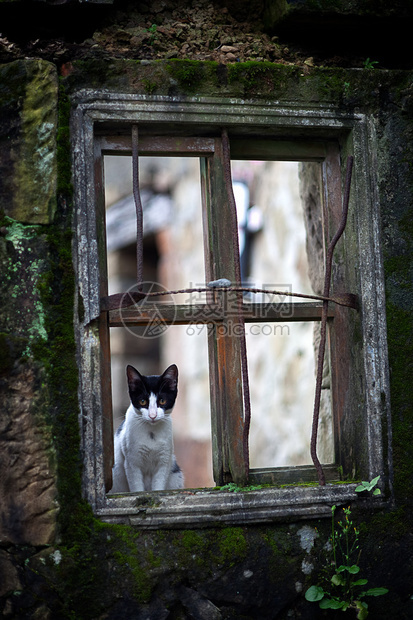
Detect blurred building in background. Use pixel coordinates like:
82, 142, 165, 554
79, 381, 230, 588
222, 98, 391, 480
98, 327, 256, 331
105, 155, 333, 488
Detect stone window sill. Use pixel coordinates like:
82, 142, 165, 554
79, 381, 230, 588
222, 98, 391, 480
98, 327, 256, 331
101, 482, 386, 529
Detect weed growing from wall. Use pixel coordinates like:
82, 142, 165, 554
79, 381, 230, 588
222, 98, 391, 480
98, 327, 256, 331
305, 478, 388, 618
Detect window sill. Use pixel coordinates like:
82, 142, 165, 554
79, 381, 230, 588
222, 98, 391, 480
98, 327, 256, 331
100, 482, 385, 529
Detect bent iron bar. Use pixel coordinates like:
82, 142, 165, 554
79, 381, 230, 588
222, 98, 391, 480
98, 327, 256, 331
311, 155, 354, 486
99, 125, 147, 313
132, 124, 144, 291
100, 286, 359, 312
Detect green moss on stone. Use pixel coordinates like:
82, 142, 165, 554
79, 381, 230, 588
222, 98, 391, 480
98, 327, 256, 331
227, 61, 299, 97
0, 216, 50, 358
56, 80, 73, 197
109, 526, 155, 603
165, 59, 218, 92
11, 60, 58, 224
35, 224, 83, 540
31, 80, 84, 542
217, 527, 247, 565
385, 302, 413, 502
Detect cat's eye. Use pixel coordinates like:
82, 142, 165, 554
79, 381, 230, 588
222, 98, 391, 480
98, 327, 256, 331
159, 398, 166, 406
139, 398, 147, 407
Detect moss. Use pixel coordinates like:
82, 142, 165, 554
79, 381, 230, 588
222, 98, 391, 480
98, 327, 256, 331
44, 519, 163, 616
382, 164, 413, 503
109, 526, 155, 603
30, 79, 84, 543
7, 60, 58, 224
216, 527, 247, 566
385, 302, 413, 503
287, 0, 413, 17
0, 217, 50, 359
35, 225, 83, 540
165, 59, 217, 92
227, 61, 299, 97
173, 527, 248, 572
180, 529, 209, 554
364, 506, 411, 541
142, 78, 158, 95
56, 80, 73, 197
264, 528, 294, 557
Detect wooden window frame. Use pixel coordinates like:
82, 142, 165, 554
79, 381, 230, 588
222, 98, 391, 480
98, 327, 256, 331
72, 93, 392, 527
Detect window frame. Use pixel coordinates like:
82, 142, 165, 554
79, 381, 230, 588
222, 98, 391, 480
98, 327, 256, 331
72, 93, 392, 526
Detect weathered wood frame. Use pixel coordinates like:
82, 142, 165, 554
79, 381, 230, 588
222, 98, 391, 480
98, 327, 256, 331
72, 93, 392, 526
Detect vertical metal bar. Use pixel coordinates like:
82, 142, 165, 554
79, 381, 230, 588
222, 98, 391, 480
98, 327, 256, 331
311, 155, 354, 485
221, 128, 251, 480
132, 125, 144, 290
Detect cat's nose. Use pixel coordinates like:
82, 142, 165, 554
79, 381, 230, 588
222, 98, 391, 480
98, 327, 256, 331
149, 410, 157, 420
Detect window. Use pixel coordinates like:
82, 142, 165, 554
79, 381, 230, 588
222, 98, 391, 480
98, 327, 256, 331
73, 95, 392, 525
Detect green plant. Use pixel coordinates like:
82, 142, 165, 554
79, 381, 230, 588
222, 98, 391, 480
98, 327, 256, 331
355, 475, 381, 495
142, 79, 157, 95
146, 24, 158, 45
305, 478, 388, 618
219, 482, 262, 493
363, 58, 378, 69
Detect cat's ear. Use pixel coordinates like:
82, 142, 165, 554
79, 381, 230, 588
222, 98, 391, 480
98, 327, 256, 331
161, 364, 178, 390
126, 365, 143, 389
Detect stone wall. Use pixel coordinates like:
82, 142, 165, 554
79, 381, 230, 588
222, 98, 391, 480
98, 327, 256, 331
0, 1, 413, 618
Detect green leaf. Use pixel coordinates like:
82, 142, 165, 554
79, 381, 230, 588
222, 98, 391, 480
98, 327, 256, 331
337, 564, 360, 574
305, 585, 325, 602
354, 579, 369, 586
331, 574, 345, 586
355, 600, 369, 619
365, 587, 389, 596
320, 598, 346, 609
355, 475, 381, 493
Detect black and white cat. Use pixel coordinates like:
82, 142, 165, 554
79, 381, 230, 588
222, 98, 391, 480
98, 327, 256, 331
110, 364, 184, 493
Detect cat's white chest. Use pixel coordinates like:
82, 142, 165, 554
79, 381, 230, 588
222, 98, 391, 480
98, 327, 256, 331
128, 417, 171, 466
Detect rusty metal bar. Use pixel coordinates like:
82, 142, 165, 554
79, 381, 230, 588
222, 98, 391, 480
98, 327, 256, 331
311, 155, 354, 486
221, 128, 251, 481
100, 285, 358, 313
132, 124, 144, 290
109, 302, 336, 327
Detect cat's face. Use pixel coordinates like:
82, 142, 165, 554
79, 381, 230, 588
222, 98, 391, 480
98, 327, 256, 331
126, 364, 178, 423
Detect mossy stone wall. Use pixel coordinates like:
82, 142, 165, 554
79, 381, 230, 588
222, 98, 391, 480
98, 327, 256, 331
0, 60, 57, 224
0, 2, 412, 617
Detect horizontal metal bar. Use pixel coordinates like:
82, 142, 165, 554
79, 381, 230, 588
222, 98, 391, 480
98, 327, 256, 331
109, 302, 335, 327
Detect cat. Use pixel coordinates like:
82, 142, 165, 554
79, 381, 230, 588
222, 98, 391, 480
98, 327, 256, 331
110, 364, 184, 493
